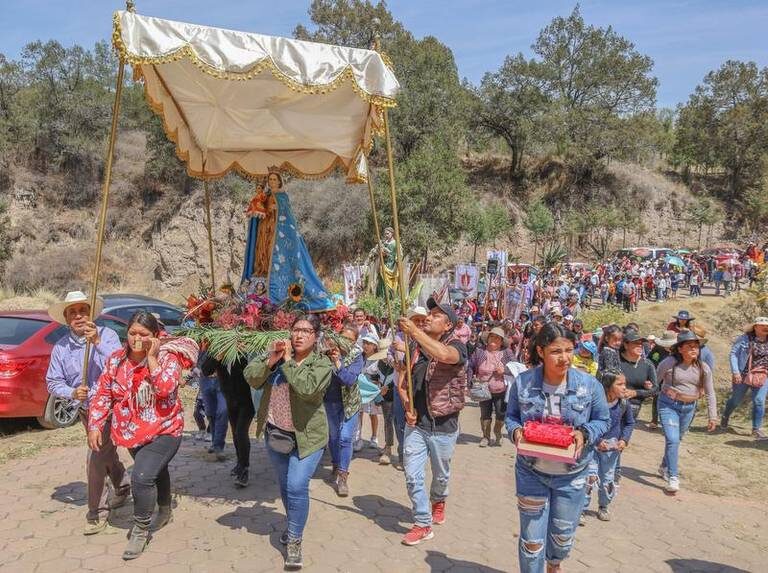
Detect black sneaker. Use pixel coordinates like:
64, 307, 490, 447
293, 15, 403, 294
230, 463, 243, 477
234, 467, 249, 488
285, 539, 303, 570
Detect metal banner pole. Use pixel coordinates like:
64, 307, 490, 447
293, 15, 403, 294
79, 57, 126, 389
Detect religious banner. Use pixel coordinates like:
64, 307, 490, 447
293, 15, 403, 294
454, 264, 479, 298
343, 264, 365, 305
486, 249, 508, 269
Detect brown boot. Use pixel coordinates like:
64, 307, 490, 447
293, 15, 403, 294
492, 420, 505, 447
480, 420, 491, 447
336, 470, 349, 497
327, 464, 338, 483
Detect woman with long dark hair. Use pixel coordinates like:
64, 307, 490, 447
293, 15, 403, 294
506, 323, 609, 573
245, 314, 332, 570
721, 317, 768, 440
656, 330, 717, 494
88, 311, 198, 560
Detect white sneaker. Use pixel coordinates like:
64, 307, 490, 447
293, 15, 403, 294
665, 476, 680, 493
353, 439, 364, 452
657, 465, 668, 481
369, 437, 379, 449
204, 433, 212, 443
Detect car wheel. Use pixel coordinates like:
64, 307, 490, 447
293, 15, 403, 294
37, 394, 80, 429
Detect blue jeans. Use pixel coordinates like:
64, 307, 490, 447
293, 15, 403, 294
266, 442, 324, 541
392, 391, 405, 461
325, 400, 358, 472
722, 382, 768, 430
658, 394, 697, 478
583, 450, 621, 511
403, 425, 457, 527
200, 376, 228, 452
516, 462, 587, 572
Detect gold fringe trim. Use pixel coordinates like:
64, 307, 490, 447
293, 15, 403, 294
113, 13, 397, 109
118, 12, 385, 182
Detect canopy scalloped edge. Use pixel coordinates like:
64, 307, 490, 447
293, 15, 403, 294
112, 12, 389, 183
112, 13, 397, 109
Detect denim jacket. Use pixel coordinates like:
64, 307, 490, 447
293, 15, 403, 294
505, 366, 610, 474
730, 334, 753, 375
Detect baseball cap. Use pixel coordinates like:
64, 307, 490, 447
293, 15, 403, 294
426, 296, 458, 328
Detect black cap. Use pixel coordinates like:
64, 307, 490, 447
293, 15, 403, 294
427, 296, 458, 328
623, 330, 647, 343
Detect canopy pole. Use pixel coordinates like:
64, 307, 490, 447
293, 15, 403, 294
80, 57, 126, 389
203, 180, 216, 293
364, 163, 395, 329
382, 109, 414, 416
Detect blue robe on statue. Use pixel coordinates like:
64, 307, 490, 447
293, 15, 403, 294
242, 190, 334, 312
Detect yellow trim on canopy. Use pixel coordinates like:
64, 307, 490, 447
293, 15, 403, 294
112, 13, 396, 109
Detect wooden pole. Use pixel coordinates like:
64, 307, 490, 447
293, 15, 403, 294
381, 109, 414, 415
203, 180, 216, 293
364, 162, 395, 329
80, 57, 126, 389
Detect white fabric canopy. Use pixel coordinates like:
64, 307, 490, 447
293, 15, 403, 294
113, 10, 400, 182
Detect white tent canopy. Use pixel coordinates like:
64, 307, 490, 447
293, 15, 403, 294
113, 10, 400, 182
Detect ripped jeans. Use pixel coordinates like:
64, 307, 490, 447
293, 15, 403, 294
516, 461, 588, 573
583, 450, 621, 511
403, 425, 458, 527
658, 394, 696, 478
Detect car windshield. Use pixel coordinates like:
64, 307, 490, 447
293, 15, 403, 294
0, 317, 48, 346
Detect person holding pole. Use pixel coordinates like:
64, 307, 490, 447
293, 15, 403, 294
396, 297, 467, 546
45, 290, 128, 535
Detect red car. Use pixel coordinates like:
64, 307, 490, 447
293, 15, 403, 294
0, 311, 127, 428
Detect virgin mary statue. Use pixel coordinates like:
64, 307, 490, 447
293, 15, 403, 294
241, 170, 334, 312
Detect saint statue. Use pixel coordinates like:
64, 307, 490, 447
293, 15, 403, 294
241, 170, 334, 312
366, 226, 399, 297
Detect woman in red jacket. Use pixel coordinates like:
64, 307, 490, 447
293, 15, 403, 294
88, 311, 198, 561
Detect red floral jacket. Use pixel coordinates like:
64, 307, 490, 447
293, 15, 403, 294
88, 340, 196, 448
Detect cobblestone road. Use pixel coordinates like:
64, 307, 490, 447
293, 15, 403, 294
0, 405, 764, 572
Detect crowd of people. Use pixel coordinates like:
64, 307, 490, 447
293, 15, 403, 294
44, 240, 767, 572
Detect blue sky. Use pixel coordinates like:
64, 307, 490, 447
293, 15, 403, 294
1, 1, 767, 108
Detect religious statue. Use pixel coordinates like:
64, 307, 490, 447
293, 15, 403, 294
241, 169, 334, 312
366, 226, 399, 297
245, 181, 269, 219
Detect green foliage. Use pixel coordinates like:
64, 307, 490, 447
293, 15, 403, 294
355, 292, 402, 320
464, 201, 512, 262
374, 134, 471, 262
673, 60, 768, 208
687, 197, 724, 249
540, 243, 568, 270
580, 306, 631, 333
178, 326, 289, 366
0, 199, 10, 271
295, 0, 468, 158
473, 6, 658, 181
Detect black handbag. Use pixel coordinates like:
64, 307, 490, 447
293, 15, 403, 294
265, 423, 297, 455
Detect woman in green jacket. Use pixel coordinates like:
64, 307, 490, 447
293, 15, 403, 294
245, 314, 331, 571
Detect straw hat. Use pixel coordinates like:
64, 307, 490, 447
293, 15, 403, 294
654, 330, 678, 348
48, 291, 103, 325
369, 337, 393, 361
745, 316, 768, 332
481, 326, 508, 347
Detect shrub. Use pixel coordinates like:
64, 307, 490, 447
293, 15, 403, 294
580, 306, 631, 333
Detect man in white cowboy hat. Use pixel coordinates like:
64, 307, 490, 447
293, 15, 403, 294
45, 291, 128, 535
